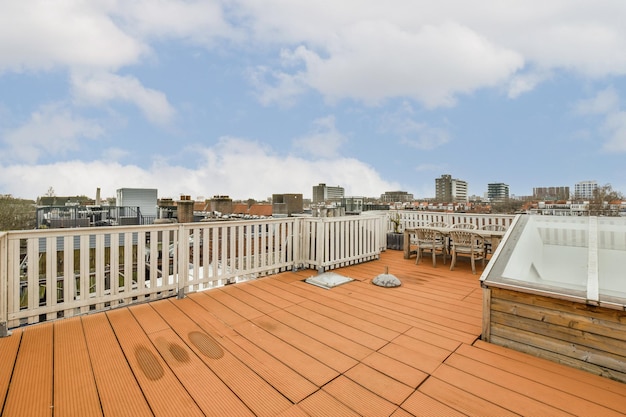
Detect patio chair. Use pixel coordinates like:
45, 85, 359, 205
427, 222, 448, 227
449, 230, 485, 274
481, 224, 506, 254
415, 227, 447, 267
451, 223, 477, 230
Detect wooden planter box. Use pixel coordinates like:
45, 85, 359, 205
482, 286, 626, 383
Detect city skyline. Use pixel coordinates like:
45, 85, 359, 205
31, 177, 618, 204
1, 2, 626, 201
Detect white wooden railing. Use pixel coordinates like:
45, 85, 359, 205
0, 215, 386, 332
0, 211, 514, 334
380, 210, 515, 232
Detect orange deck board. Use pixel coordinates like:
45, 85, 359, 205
251, 314, 359, 373
53, 317, 102, 417
472, 339, 626, 395
268, 308, 374, 361
129, 303, 257, 417
431, 363, 572, 416
2, 324, 53, 417
153, 298, 298, 413
106, 308, 205, 417
455, 342, 626, 415
0, 328, 21, 410
416, 377, 519, 417
399, 390, 466, 417
1, 249, 625, 417
232, 319, 339, 387
220, 285, 283, 315
343, 363, 415, 406
297, 389, 362, 417
242, 279, 303, 308
285, 303, 389, 351
322, 375, 399, 416
361, 351, 429, 388
81, 314, 154, 417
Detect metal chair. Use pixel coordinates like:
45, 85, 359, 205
414, 227, 448, 267
449, 230, 485, 274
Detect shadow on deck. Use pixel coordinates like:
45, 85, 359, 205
1, 250, 625, 416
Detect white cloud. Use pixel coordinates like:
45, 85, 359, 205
0, 0, 239, 74
249, 65, 307, 107
241, 1, 626, 104
507, 71, 550, 99
115, 0, 239, 44
1, 103, 103, 163
381, 103, 450, 150
0, 137, 397, 200
0, 1, 145, 73
574, 88, 626, 152
72, 72, 176, 125
292, 116, 347, 158
101, 147, 131, 162
601, 111, 626, 152
256, 21, 523, 107
575, 87, 620, 115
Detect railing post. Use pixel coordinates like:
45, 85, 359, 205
315, 219, 325, 272
0, 232, 10, 337
292, 218, 301, 269
177, 224, 188, 299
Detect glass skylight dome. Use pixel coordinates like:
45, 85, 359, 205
482, 214, 626, 309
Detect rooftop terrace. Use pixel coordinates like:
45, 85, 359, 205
1, 249, 625, 417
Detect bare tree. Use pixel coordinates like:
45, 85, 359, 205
588, 184, 624, 216
0, 196, 37, 231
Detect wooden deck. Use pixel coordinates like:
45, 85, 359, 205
1, 250, 625, 416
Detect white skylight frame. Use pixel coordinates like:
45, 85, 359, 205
481, 215, 626, 310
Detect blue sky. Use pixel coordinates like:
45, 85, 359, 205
1, 1, 625, 201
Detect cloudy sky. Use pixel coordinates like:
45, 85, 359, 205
1, 1, 625, 201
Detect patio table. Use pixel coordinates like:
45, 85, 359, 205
403, 226, 506, 259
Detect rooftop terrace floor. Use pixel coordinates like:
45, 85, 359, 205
1, 250, 625, 416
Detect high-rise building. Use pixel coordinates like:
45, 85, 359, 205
380, 191, 414, 203
574, 180, 598, 199
312, 183, 345, 204
533, 186, 570, 201
487, 183, 510, 202
435, 175, 468, 202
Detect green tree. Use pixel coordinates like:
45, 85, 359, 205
0, 195, 37, 231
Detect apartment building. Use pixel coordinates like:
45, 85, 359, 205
574, 180, 598, 199
435, 174, 468, 203
312, 183, 345, 204
487, 183, 510, 202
